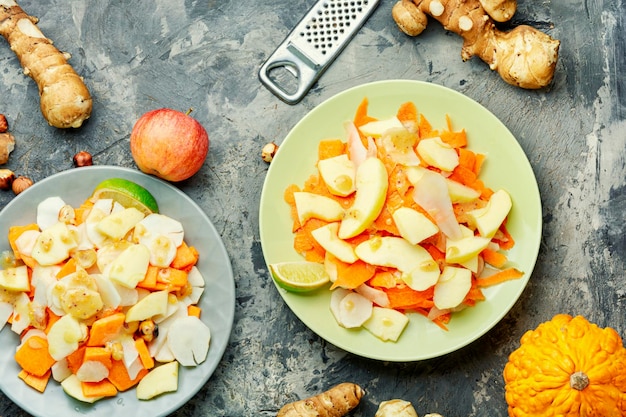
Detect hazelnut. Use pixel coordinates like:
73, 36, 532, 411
73, 151, 93, 167
262, 142, 279, 163
0, 132, 15, 165
0, 114, 7, 133
12, 176, 33, 195
0, 168, 15, 190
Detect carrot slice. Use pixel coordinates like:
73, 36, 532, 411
385, 286, 435, 310
18, 369, 51, 393
82, 379, 118, 398
353, 98, 377, 127
318, 139, 346, 160
170, 241, 199, 270
14, 335, 56, 377
87, 312, 126, 347
56, 258, 78, 279
481, 248, 508, 268
397, 101, 418, 124
368, 271, 397, 289
66, 345, 87, 374
134, 338, 155, 370
187, 304, 202, 318
330, 260, 376, 290
476, 268, 524, 287
107, 359, 148, 392
83, 347, 113, 370
8, 224, 39, 260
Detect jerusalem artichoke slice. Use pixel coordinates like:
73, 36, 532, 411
277, 382, 364, 417
0, 0, 92, 128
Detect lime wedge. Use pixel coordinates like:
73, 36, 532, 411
91, 178, 159, 214
270, 261, 330, 293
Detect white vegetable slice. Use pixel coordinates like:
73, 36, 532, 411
337, 292, 373, 328
166, 316, 211, 366
36, 196, 66, 231
0, 301, 13, 332
329, 287, 351, 326
76, 360, 109, 382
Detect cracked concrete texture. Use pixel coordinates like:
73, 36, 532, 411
1, 0, 625, 416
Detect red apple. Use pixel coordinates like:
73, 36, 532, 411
130, 108, 209, 182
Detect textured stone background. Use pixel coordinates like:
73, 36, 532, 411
1, 0, 625, 416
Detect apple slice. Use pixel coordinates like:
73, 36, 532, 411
358, 116, 404, 138
47, 314, 87, 361
166, 316, 211, 366
433, 266, 472, 309
416, 137, 459, 172
96, 207, 145, 240
338, 157, 388, 239
311, 222, 358, 263
107, 243, 151, 288
0, 265, 30, 292
363, 306, 409, 342
446, 178, 481, 203
31, 222, 78, 266
392, 207, 439, 245
293, 192, 345, 225
467, 189, 512, 238
317, 154, 356, 197
61, 374, 103, 403
355, 236, 439, 291
136, 361, 179, 400
445, 234, 491, 264
125, 289, 169, 323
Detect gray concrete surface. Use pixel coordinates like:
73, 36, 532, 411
1, 0, 625, 416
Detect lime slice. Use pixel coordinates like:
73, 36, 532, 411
270, 261, 331, 293
91, 178, 159, 214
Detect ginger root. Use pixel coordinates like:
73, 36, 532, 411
0, 0, 92, 128
277, 382, 364, 417
392, 0, 560, 89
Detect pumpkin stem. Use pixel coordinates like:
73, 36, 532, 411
570, 371, 590, 391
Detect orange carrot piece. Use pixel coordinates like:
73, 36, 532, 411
187, 304, 201, 318
18, 369, 51, 393
368, 271, 397, 289
353, 98, 377, 127
44, 308, 61, 334
476, 268, 524, 287
481, 248, 508, 268
318, 139, 346, 160
107, 359, 148, 392
330, 260, 376, 290
493, 223, 515, 250
74, 199, 95, 225
440, 129, 467, 148
87, 312, 126, 347
156, 267, 188, 288
170, 241, 199, 270
81, 379, 118, 398
83, 347, 112, 369
473, 153, 486, 175
418, 114, 433, 138
134, 338, 155, 370
457, 148, 476, 171
66, 345, 87, 374
8, 224, 39, 260
137, 265, 159, 290
396, 101, 418, 124
14, 335, 56, 377
385, 286, 435, 310
56, 258, 78, 279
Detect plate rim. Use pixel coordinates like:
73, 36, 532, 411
0, 165, 235, 416
259, 79, 542, 362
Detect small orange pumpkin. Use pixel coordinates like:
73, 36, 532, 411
503, 314, 626, 416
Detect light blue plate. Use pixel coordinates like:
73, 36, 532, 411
0, 166, 235, 417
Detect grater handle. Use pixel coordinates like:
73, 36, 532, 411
258, 42, 321, 105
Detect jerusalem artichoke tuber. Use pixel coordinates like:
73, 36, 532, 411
0, 0, 92, 128
392, 0, 560, 89
375, 399, 419, 417
277, 382, 364, 417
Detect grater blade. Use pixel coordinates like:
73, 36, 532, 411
259, 0, 380, 105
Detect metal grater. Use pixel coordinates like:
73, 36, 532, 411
259, 0, 380, 104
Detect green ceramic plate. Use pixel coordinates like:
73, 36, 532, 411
259, 80, 541, 362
